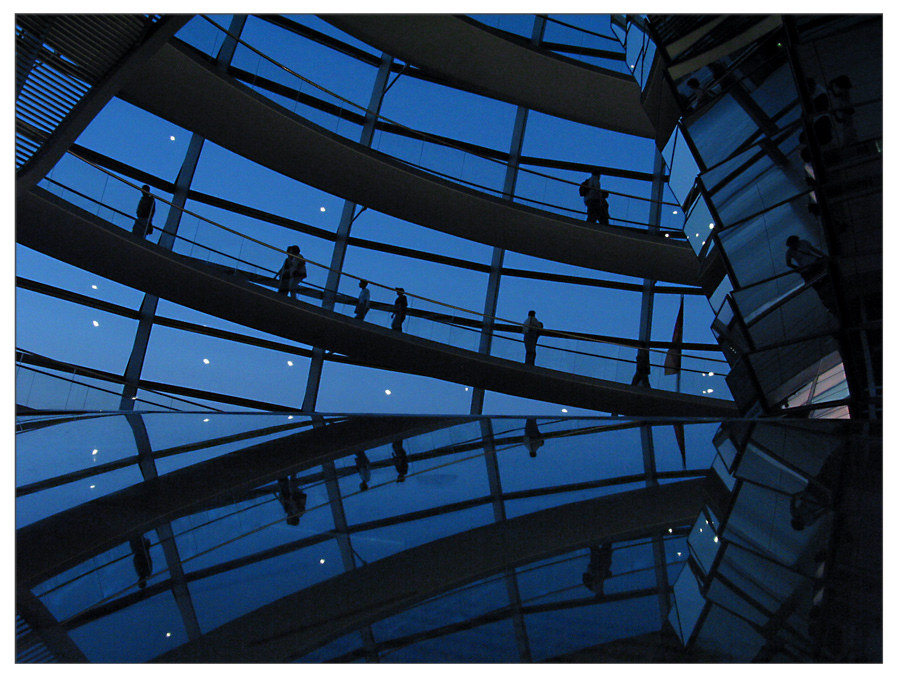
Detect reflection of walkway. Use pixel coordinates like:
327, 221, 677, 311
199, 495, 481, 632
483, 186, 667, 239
17, 415, 453, 592
116, 41, 699, 285
17, 188, 737, 418
156, 474, 727, 662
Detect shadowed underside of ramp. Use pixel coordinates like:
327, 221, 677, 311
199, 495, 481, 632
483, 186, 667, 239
17, 188, 738, 418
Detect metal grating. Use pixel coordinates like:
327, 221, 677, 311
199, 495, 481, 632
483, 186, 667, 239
16, 613, 57, 663
647, 15, 770, 63
15, 14, 160, 170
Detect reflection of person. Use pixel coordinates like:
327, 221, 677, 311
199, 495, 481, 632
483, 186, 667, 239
275, 245, 307, 299
579, 171, 609, 224
355, 280, 371, 320
785, 235, 837, 314
631, 345, 651, 387
522, 310, 543, 366
276, 474, 308, 526
355, 451, 371, 491
524, 417, 544, 458
582, 543, 613, 596
132, 185, 155, 237
129, 534, 153, 590
790, 450, 842, 531
391, 288, 407, 331
392, 440, 408, 482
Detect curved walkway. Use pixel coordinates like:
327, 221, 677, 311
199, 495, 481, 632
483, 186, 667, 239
17, 188, 738, 419
156, 474, 724, 662
117, 41, 700, 285
323, 15, 656, 138
17, 415, 454, 591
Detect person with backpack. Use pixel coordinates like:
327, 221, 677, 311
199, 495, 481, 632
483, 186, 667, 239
275, 245, 307, 299
579, 170, 610, 224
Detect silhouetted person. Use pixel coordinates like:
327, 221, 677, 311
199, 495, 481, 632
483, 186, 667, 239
524, 417, 544, 458
828, 74, 856, 144
582, 543, 613, 596
129, 534, 153, 590
785, 235, 837, 314
355, 451, 371, 491
355, 279, 371, 320
391, 287, 407, 331
522, 310, 543, 365
790, 450, 843, 531
631, 345, 651, 387
275, 245, 306, 299
132, 184, 155, 237
392, 440, 408, 482
277, 474, 307, 526
579, 171, 609, 224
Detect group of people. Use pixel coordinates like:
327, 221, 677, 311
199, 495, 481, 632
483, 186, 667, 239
273, 246, 409, 330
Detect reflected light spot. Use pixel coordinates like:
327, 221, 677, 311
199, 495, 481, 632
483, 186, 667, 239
664, 233, 670, 238
707, 389, 714, 394
677, 551, 682, 556
714, 536, 719, 543
319, 559, 325, 564
92, 320, 99, 327
709, 223, 715, 229
92, 449, 98, 455
202, 358, 210, 364
668, 528, 673, 533
695, 233, 700, 237
287, 415, 293, 420
203, 418, 210, 423
464, 387, 469, 391
561, 408, 568, 413
169, 135, 175, 141
166, 632, 172, 638
89, 485, 95, 489
672, 210, 679, 215
287, 360, 293, 366
709, 372, 715, 376
319, 207, 326, 212
91, 284, 98, 290
384, 389, 392, 396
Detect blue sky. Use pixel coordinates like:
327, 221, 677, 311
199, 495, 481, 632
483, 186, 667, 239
14, 12, 731, 416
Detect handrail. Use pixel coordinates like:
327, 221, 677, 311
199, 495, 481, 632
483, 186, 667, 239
39, 153, 730, 383
196, 15, 681, 227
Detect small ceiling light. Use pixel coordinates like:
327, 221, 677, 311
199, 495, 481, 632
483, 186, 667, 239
90, 485, 95, 489
91, 284, 98, 290
708, 389, 714, 394
677, 551, 682, 557
561, 408, 568, 413
92, 449, 98, 455
169, 135, 175, 141
385, 389, 392, 396
695, 233, 700, 237
464, 387, 469, 391
287, 360, 294, 367
709, 223, 715, 229
287, 415, 293, 420
709, 372, 715, 376
202, 358, 210, 364
714, 536, 719, 543
320, 207, 326, 212
668, 528, 673, 533
319, 559, 325, 564
166, 632, 172, 638
664, 233, 670, 237
92, 320, 99, 327
673, 210, 679, 215
203, 418, 210, 423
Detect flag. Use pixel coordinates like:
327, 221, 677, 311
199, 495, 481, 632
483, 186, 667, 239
664, 296, 684, 375
673, 423, 686, 468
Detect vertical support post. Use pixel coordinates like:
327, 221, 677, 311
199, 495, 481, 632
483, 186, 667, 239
302, 53, 394, 413
470, 15, 545, 416
479, 418, 532, 661
119, 15, 246, 408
